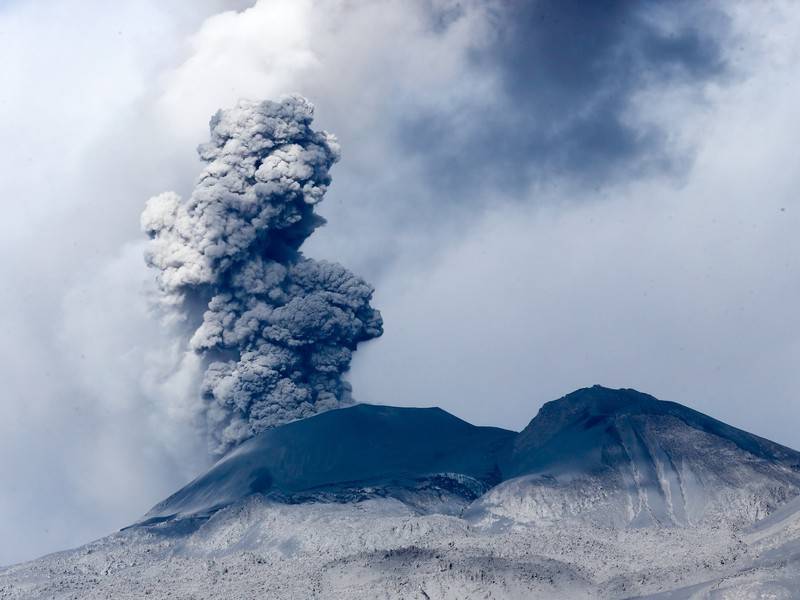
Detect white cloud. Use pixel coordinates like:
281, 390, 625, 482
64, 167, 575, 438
0, 0, 243, 565
155, 0, 319, 142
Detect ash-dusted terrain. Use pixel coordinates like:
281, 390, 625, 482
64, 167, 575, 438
3, 386, 800, 599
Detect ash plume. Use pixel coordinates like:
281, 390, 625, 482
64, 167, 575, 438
142, 95, 382, 456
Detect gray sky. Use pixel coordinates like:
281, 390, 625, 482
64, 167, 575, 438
1, 0, 799, 565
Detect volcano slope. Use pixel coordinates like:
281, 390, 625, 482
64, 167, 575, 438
472, 385, 800, 529
3, 386, 800, 599
141, 404, 515, 521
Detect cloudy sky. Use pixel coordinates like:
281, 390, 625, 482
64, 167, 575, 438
1, 0, 799, 565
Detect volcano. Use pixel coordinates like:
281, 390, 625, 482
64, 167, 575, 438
4, 386, 800, 599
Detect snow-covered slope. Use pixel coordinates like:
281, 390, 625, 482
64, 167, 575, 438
472, 386, 800, 528
0, 494, 783, 600
3, 386, 800, 599
642, 496, 800, 598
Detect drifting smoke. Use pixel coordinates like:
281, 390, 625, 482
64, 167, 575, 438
141, 95, 383, 456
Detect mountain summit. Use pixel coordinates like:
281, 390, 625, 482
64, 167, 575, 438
141, 386, 800, 530
475, 385, 800, 527
512, 385, 799, 471
142, 404, 514, 524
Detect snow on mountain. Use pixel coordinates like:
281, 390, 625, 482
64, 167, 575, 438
644, 495, 800, 598
471, 386, 800, 529
3, 386, 800, 599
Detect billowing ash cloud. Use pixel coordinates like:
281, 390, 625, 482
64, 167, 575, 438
141, 95, 383, 456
